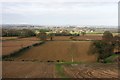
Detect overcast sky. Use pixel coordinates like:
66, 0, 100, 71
0, 0, 119, 27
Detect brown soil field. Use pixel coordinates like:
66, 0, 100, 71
0, 61, 2, 78
53, 36, 72, 41
2, 61, 56, 78
49, 35, 102, 41
2, 37, 41, 56
2, 61, 119, 78
16, 37, 40, 41
53, 34, 118, 41
2, 37, 119, 78
72, 34, 102, 40
1, 37, 40, 41
1, 37, 18, 41
14, 41, 97, 62
63, 63, 119, 78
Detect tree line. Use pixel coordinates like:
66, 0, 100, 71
2, 29, 36, 37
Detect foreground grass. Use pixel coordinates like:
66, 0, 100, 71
56, 63, 67, 78
105, 54, 119, 63
55, 62, 83, 78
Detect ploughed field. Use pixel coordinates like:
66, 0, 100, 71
1, 37, 40, 41
2, 61, 119, 78
13, 41, 97, 62
63, 63, 119, 78
1, 37, 18, 41
2, 36, 119, 78
53, 34, 102, 41
2, 37, 41, 56
1, 34, 102, 56
2, 61, 56, 78
73, 34, 102, 40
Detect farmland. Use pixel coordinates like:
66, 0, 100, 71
2, 61, 56, 78
2, 35, 119, 78
1, 37, 18, 41
53, 34, 102, 41
2, 37, 41, 56
2, 61, 119, 78
63, 63, 119, 78
72, 34, 102, 40
11, 41, 97, 62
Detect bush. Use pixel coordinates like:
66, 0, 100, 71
104, 54, 119, 63
37, 32, 47, 41
89, 31, 115, 62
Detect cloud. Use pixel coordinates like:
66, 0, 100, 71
2, 2, 117, 15
0, 0, 119, 3
1, 0, 118, 26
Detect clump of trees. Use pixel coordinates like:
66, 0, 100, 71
81, 31, 86, 36
48, 33, 54, 41
2, 29, 19, 37
55, 33, 73, 36
89, 31, 119, 62
36, 32, 55, 41
37, 32, 47, 41
36, 29, 54, 41
18, 29, 36, 38
2, 29, 36, 37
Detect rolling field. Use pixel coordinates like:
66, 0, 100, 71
2, 61, 56, 78
2, 36, 119, 78
2, 61, 119, 78
1, 35, 103, 56
53, 36, 72, 41
63, 63, 119, 78
1, 37, 40, 41
50, 34, 102, 41
2, 37, 41, 56
1, 37, 18, 41
13, 41, 97, 62
73, 35, 102, 40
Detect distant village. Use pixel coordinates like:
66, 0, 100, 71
1, 24, 118, 37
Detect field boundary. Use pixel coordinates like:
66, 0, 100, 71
2, 41, 45, 61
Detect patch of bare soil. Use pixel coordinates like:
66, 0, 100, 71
53, 36, 72, 41
2, 61, 56, 78
2, 61, 119, 78
51, 35, 102, 41
1, 37, 18, 41
2, 37, 41, 56
63, 63, 119, 78
72, 35, 102, 40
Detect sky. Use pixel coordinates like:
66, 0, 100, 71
0, 0, 119, 27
